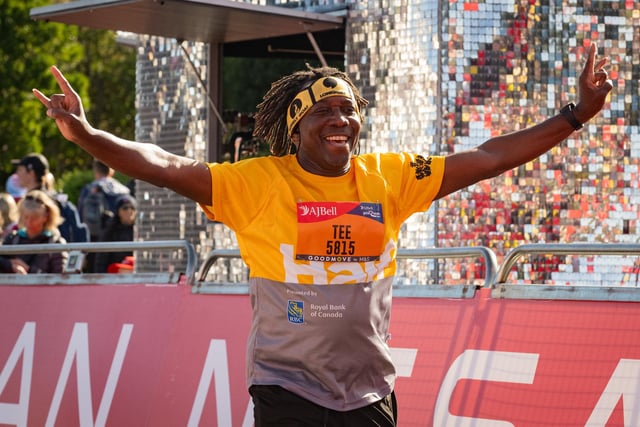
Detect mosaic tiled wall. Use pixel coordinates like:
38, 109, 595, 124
347, 0, 640, 285
134, 37, 214, 273
137, 0, 640, 285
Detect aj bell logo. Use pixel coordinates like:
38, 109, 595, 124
299, 205, 338, 218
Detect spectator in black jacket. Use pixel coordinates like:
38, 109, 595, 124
94, 194, 136, 273
0, 190, 68, 274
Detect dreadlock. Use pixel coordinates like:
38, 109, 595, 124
253, 64, 369, 156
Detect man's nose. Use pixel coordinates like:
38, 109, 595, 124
328, 108, 349, 126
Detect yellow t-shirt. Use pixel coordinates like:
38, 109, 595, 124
200, 153, 444, 284
200, 153, 445, 411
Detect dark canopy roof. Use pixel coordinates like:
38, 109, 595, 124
30, 0, 346, 55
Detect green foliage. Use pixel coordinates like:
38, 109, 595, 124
0, 0, 87, 182
48, 28, 136, 181
78, 27, 136, 141
58, 169, 93, 205
0, 0, 135, 190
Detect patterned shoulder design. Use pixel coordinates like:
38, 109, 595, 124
410, 155, 433, 180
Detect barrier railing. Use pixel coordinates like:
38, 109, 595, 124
194, 246, 498, 298
2, 242, 640, 302
0, 240, 197, 286
494, 243, 640, 302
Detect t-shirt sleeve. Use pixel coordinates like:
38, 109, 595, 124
398, 154, 445, 215
198, 159, 275, 231
362, 153, 444, 223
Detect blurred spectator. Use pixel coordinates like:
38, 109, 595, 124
5, 173, 26, 201
0, 193, 19, 239
44, 172, 56, 193
78, 159, 131, 239
0, 190, 68, 274
94, 194, 137, 273
78, 159, 131, 272
13, 152, 89, 243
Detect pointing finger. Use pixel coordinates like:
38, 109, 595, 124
50, 65, 78, 98
583, 43, 596, 76
32, 88, 51, 107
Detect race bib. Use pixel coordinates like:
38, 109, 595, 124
296, 201, 384, 262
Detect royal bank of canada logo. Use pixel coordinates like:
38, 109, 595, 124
287, 300, 304, 324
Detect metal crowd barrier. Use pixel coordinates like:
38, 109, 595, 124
0, 240, 197, 286
2, 241, 640, 302
493, 243, 640, 302
194, 246, 498, 298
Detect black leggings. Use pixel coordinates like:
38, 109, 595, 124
249, 385, 398, 427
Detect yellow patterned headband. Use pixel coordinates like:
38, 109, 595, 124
286, 77, 358, 136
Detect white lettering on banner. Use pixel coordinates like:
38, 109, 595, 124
0, 322, 35, 427
45, 323, 133, 427
242, 400, 254, 427
281, 240, 395, 283
434, 350, 539, 427
389, 347, 418, 377
186, 339, 255, 427
585, 358, 640, 426
2, 318, 638, 425
188, 339, 233, 427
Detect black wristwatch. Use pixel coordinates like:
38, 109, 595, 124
560, 102, 583, 131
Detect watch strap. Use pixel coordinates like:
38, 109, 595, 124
560, 102, 583, 131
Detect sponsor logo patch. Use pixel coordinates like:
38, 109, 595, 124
287, 300, 304, 324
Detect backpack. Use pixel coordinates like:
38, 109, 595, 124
57, 198, 90, 243
81, 184, 113, 238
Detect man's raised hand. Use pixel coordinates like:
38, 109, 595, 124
32, 65, 90, 143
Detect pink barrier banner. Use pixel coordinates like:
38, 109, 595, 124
0, 284, 639, 426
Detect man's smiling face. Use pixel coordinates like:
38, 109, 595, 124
294, 96, 362, 177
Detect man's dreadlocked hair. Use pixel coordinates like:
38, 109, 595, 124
253, 64, 368, 156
